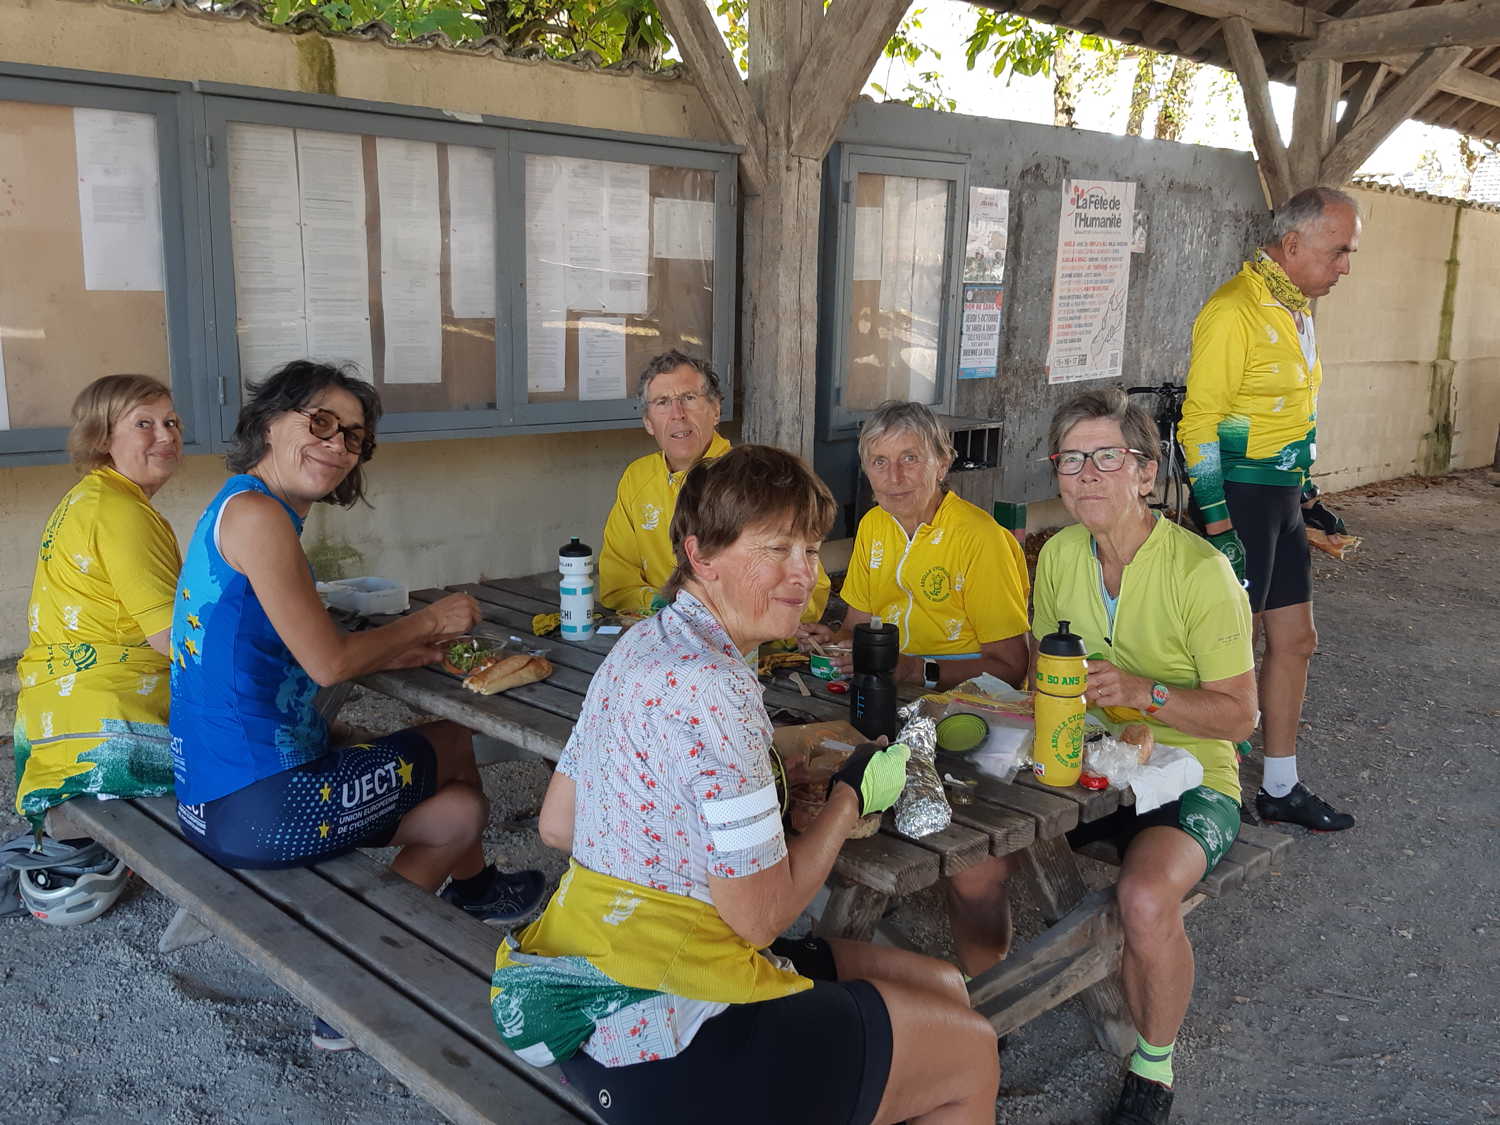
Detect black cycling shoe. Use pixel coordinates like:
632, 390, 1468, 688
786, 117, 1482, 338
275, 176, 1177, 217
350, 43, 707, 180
1110, 1072, 1174, 1125
1254, 783, 1355, 832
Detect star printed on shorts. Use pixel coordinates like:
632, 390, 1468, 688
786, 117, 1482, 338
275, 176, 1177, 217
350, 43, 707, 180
318, 823, 331, 839
319, 783, 332, 802
396, 757, 414, 787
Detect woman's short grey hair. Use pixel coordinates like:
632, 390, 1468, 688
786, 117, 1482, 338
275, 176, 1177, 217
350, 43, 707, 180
1048, 387, 1158, 468
857, 400, 956, 469
635, 350, 723, 407
1266, 186, 1359, 246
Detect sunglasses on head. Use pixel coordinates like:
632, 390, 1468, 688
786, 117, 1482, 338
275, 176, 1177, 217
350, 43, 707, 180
295, 407, 372, 458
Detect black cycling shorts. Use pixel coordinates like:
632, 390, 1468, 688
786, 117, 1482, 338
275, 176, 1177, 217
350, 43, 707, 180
1224, 480, 1312, 613
176, 729, 439, 869
559, 936, 893, 1125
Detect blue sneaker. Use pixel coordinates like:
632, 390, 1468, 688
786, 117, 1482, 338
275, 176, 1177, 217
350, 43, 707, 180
311, 1017, 353, 1051
439, 866, 546, 925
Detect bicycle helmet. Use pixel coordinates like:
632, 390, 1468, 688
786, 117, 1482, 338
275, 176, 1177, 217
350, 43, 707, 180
6, 837, 129, 926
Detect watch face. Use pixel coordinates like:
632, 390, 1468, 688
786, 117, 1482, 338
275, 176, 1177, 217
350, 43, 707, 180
925, 660, 941, 686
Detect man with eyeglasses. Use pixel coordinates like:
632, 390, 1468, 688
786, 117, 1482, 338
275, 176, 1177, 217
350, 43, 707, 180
1180, 186, 1360, 832
598, 350, 830, 621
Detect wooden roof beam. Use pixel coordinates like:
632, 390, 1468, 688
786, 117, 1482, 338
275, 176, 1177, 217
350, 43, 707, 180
789, 0, 913, 159
1144, 0, 1323, 40
1337, 61, 1390, 140
1339, 0, 1419, 18
655, 0, 767, 194
1176, 17, 1227, 58
1322, 45, 1469, 183
1293, 0, 1500, 63
1224, 16, 1293, 203
1290, 58, 1341, 190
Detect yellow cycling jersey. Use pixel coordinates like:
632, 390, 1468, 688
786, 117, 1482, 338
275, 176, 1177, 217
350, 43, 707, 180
1181, 262, 1322, 524
598, 432, 830, 622
14, 466, 180, 826
842, 491, 1029, 657
1032, 519, 1253, 802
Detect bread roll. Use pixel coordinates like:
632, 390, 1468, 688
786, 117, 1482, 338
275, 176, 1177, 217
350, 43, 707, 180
1119, 723, 1155, 765
464, 653, 552, 695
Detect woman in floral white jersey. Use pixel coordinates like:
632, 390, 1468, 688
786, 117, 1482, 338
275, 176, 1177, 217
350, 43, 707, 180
492, 445, 998, 1125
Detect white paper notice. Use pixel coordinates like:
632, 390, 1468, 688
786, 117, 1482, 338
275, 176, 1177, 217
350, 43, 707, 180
73, 108, 164, 292
854, 206, 883, 282
1047, 179, 1136, 385
377, 138, 442, 385
652, 198, 714, 261
228, 125, 307, 375
603, 162, 649, 314
297, 131, 373, 377
446, 146, 496, 319
563, 158, 606, 311
577, 316, 627, 401
525, 156, 567, 393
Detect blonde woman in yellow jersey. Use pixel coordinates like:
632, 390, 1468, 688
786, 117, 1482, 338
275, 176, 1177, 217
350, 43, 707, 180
13, 375, 183, 835
598, 351, 830, 622
800, 400, 1028, 692
1181, 186, 1360, 833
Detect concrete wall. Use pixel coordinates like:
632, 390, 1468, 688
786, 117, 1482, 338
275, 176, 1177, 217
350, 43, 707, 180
0, 0, 721, 670
1314, 186, 1500, 492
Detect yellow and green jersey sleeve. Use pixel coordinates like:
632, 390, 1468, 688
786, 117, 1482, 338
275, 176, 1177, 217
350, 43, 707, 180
1182, 265, 1322, 523
598, 434, 829, 622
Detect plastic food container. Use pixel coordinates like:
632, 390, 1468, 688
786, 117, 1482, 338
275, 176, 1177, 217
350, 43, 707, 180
315, 577, 410, 616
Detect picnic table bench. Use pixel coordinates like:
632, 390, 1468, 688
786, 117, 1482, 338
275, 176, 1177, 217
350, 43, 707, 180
360, 577, 1295, 1054
48, 794, 599, 1125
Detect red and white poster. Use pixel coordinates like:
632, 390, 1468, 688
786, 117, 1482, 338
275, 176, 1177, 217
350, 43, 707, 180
1046, 179, 1136, 385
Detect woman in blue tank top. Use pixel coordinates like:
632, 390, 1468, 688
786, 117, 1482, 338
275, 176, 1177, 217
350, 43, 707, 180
169, 362, 544, 995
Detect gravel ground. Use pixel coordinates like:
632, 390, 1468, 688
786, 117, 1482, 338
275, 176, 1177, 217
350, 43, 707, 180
3, 469, 1496, 1124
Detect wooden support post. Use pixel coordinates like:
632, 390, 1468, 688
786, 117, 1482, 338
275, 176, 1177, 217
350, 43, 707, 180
1322, 46, 1468, 184
1224, 17, 1293, 204
1016, 836, 1137, 1056
1290, 59, 1341, 191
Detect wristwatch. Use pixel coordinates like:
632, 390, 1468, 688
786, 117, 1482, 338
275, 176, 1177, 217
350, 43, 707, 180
923, 660, 941, 690
1144, 682, 1170, 715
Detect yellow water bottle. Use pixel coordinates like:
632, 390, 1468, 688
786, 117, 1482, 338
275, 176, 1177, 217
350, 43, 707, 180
1033, 620, 1087, 787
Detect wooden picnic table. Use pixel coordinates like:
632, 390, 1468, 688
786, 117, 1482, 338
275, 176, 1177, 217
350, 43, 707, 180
358, 576, 1292, 1052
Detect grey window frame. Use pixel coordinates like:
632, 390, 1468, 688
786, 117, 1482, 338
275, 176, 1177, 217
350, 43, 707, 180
0, 65, 209, 464
202, 93, 511, 441
820, 144, 969, 439
504, 130, 738, 429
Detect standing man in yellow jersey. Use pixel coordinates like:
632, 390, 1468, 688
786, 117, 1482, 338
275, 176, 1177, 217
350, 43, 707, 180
598, 350, 830, 622
802, 400, 1029, 691
1181, 186, 1359, 832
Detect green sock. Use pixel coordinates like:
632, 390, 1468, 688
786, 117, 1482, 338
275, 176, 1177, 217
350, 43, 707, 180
1128, 1034, 1175, 1087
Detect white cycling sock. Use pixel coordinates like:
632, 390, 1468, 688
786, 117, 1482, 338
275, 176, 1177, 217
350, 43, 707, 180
1262, 755, 1298, 798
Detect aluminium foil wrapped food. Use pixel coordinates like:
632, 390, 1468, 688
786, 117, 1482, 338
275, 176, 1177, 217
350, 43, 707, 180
891, 706, 951, 838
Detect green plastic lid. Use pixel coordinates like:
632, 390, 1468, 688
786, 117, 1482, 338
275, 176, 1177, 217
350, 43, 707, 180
936, 712, 990, 754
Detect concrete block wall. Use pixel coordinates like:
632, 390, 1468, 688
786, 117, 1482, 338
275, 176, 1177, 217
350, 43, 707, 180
1315, 187, 1500, 492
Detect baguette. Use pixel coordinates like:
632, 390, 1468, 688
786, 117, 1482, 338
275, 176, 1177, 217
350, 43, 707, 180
464, 653, 552, 695
1119, 723, 1155, 765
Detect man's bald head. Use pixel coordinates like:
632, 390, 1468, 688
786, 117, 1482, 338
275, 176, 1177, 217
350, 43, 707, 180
1263, 186, 1362, 299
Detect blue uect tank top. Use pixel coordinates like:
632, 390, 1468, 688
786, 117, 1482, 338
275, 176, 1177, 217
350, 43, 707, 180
169, 474, 327, 804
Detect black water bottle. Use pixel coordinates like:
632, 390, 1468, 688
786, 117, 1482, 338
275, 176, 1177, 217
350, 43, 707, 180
850, 617, 901, 741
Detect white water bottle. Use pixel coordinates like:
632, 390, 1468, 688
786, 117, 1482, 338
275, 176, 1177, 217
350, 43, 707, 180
558, 537, 595, 642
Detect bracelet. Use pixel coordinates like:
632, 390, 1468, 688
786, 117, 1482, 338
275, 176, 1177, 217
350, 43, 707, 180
1144, 682, 1170, 715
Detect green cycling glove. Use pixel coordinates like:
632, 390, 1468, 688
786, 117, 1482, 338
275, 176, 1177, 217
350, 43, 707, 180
828, 742, 911, 817
1208, 529, 1247, 584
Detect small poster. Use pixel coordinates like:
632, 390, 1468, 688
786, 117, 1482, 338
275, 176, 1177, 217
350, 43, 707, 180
964, 186, 1009, 283
73, 109, 165, 292
652, 198, 714, 261
959, 284, 1003, 381
1046, 179, 1136, 385
853, 206, 883, 282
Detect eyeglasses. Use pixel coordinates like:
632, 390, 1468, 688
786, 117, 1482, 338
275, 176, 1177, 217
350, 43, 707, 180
1048, 447, 1145, 475
645, 390, 711, 413
295, 407, 372, 458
